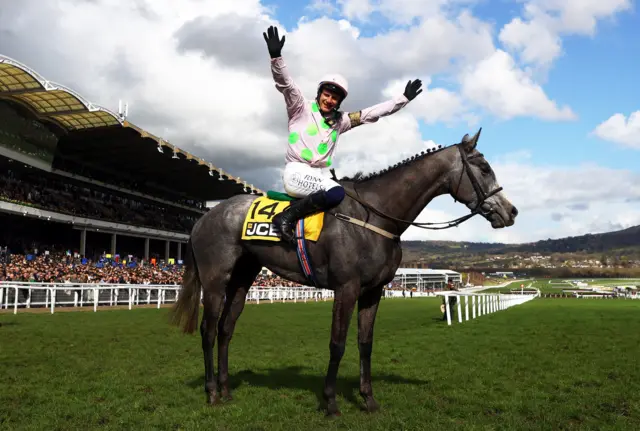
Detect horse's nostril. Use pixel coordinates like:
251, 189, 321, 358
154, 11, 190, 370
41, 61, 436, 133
511, 206, 519, 217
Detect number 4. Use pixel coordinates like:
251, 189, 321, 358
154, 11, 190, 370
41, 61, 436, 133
258, 202, 279, 219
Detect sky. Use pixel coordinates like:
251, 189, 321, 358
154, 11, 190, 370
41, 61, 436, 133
1, 0, 639, 244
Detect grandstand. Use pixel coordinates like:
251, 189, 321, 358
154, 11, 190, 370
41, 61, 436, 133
392, 268, 462, 291
0, 54, 262, 265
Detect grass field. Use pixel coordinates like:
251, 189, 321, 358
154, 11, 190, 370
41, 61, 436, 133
481, 278, 640, 294
2, 297, 640, 430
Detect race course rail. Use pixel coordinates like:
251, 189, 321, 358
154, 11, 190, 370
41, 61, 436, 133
0, 282, 335, 314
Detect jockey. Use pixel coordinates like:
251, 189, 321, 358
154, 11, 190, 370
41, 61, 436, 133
263, 26, 423, 243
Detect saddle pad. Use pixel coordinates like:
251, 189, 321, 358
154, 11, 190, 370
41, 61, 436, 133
266, 190, 296, 201
241, 196, 324, 242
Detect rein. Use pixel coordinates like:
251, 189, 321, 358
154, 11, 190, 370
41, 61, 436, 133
333, 143, 503, 238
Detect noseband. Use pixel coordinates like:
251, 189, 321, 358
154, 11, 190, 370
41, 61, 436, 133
342, 143, 503, 232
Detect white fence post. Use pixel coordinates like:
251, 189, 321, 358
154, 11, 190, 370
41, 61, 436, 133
445, 294, 452, 326
465, 295, 469, 321
50, 288, 55, 314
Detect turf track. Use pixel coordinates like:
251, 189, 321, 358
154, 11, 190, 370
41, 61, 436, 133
1, 296, 639, 430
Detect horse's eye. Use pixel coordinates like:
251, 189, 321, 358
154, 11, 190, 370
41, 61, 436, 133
479, 164, 492, 175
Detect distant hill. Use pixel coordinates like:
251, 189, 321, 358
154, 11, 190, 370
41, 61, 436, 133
512, 225, 640, 254
402, 224, 640, 256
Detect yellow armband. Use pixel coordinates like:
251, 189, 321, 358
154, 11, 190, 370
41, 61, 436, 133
348, 111, 362, 128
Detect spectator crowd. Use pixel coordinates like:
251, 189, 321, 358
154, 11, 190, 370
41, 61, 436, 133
0, 168, 199, 234
1, 251, 183, 285
0, 248, 303, 287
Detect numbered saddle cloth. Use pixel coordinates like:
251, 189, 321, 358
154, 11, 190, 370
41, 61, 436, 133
241, 196, 325, 242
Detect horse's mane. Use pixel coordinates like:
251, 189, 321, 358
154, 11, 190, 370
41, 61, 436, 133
339, 144, 454, 183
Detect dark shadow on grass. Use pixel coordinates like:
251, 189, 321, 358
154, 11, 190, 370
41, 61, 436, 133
0, 321, 18, 327
187, 366, 431, 410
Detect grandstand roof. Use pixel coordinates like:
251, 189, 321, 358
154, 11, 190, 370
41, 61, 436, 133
0, 54, 264, 201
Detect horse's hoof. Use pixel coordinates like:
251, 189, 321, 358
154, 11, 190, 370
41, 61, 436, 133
221, 391, 233, 402
363, 398, 380, 413
207, 393, 222, 406
325, 410, 342, 418
325, 401, 341, 417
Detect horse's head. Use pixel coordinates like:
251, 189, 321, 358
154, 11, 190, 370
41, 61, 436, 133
448, 128, 518, 228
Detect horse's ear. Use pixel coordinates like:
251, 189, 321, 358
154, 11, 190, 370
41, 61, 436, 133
473, 127, 482, 143
462, 128, 481, 152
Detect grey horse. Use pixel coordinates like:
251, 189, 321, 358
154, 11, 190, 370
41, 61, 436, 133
169, 129, 518, 416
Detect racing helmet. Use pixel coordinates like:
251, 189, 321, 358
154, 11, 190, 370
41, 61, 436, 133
317, 74, 349, 101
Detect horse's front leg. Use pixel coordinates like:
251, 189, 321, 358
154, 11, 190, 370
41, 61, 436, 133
357, 286, 384, 413
323, 283, 359, 417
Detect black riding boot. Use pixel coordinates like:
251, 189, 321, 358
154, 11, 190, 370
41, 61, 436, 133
273, 191, 325, 243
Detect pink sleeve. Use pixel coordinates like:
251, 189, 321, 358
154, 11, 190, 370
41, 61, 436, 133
338, 94, 410, 133
271, 57, 305, 119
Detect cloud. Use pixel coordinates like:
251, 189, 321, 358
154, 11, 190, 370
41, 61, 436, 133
382, 78, 473, 126
499, 15, 561, 67
493, 161, 640, 212
308, 0, 339, 15
591, 111, 640, 149
174, 13, 274, 74
567, 203, 589, 211
459, 50, 576, 120
499, 0, 632, 67
337, 0, 376, 22
338, 0, 475, 24
330, 112, 441, 178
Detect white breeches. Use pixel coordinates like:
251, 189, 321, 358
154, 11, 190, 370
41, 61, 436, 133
282, 162, 341, 198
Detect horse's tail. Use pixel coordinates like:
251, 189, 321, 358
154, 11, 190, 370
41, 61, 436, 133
169, 237, 201, 334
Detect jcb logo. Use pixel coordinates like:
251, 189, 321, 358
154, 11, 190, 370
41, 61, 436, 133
245, 222, 280, 238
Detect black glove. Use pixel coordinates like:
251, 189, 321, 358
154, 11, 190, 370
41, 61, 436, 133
403, 79, 423, 101
263, 26, 285, 59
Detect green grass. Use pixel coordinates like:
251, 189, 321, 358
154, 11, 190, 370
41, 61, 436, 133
2, 298, 640, 430
545, 278, 640, 287
481, 278, 640, 294
583, 279, 640, 286
480, 280, 536, 294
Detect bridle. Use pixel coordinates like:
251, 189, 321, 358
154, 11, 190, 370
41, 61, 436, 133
342, 143, 504, 233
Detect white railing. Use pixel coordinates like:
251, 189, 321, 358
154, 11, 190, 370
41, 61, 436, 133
384, 290, 433, 298
0, 282, 335, 315
435, 289, 540, 326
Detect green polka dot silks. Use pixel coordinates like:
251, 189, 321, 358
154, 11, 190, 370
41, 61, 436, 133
306, 124, 318, 136
300, 148, 313, 161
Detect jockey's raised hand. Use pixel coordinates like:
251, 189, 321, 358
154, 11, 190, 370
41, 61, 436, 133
263, 26, 285, 59
404, 79, 423, 101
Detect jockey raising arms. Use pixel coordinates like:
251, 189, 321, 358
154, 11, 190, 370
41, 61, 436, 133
263, 26, 423, 243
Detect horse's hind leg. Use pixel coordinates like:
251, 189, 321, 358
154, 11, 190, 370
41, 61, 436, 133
199, 254, 240, 405
217, 255, 262, 400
